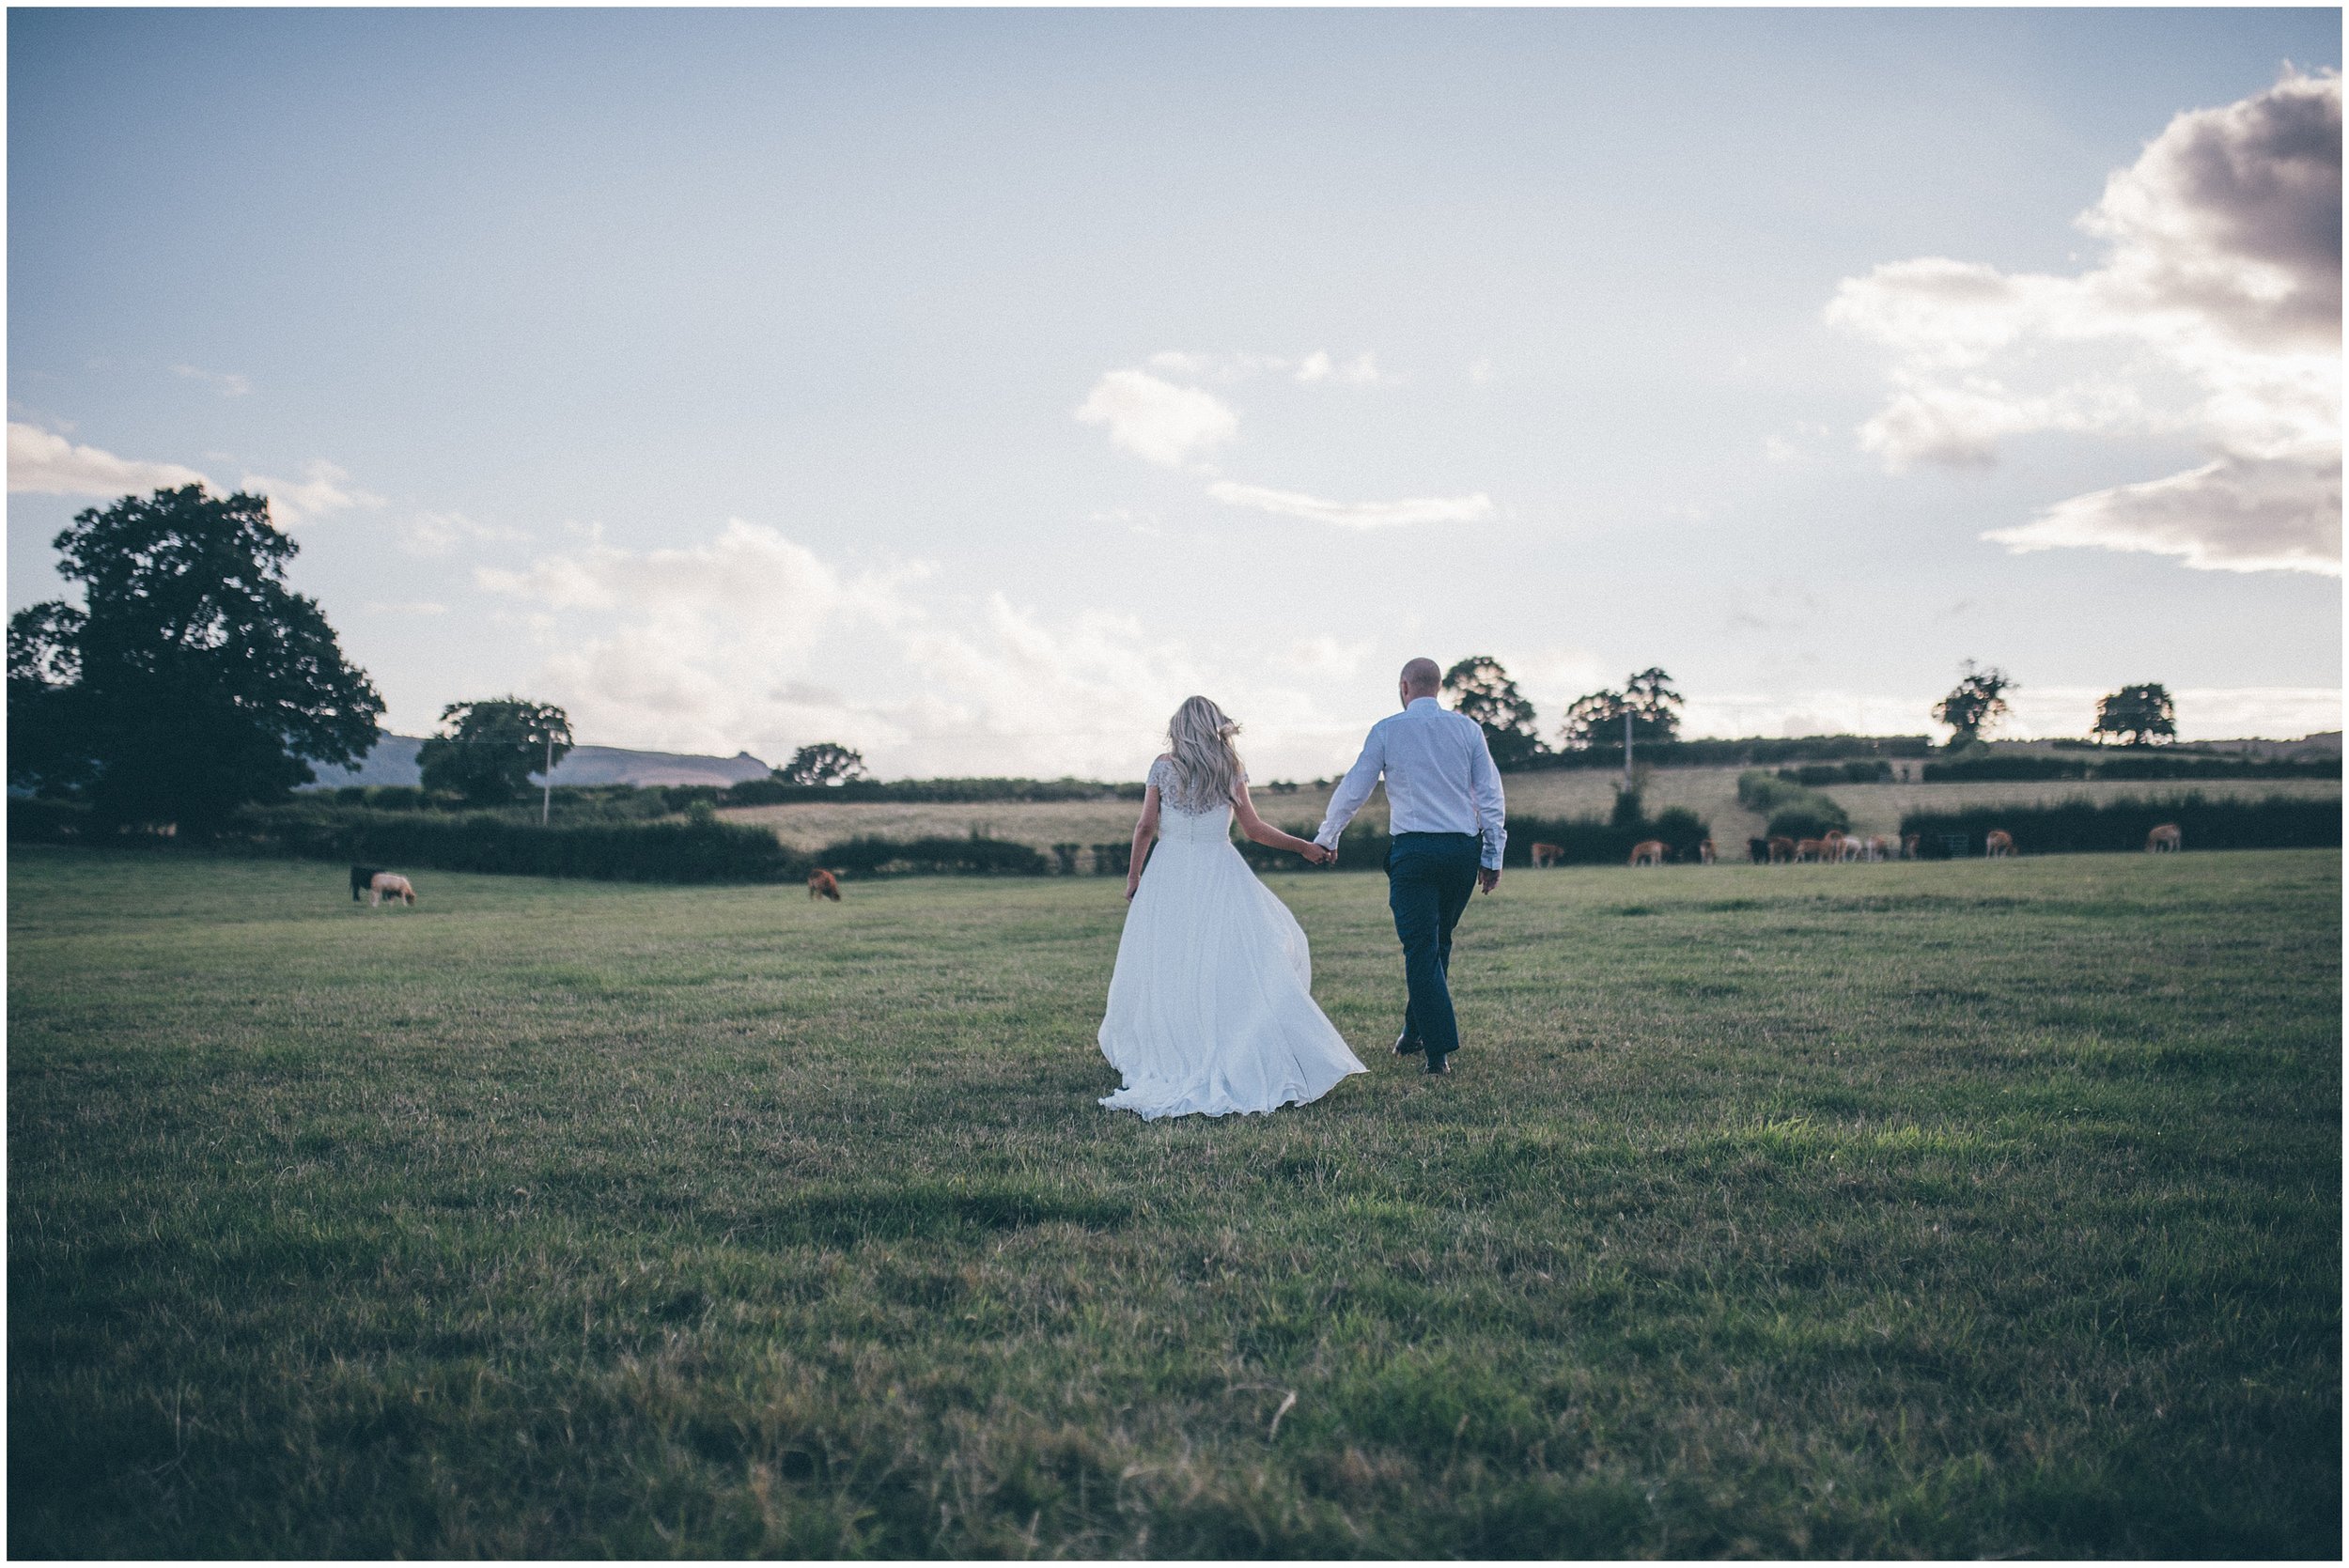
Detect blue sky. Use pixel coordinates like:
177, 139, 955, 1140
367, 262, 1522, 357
9, 8, 2340, 778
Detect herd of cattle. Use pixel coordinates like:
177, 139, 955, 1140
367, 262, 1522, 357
1528, 823, 2186, 867
344, 821, 2192, 905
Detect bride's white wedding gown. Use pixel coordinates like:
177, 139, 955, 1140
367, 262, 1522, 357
1097, 759, 1368, 1120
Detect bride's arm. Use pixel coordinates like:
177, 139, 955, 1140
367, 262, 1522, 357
1232, 781, 1331, 862
1124, 780, 1162, 900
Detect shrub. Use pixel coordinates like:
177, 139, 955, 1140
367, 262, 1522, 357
1766, 803, 1848, 842
234, 803, 803, 883
817, 833, 1050, 877
1899, 793, 2341, 857
1740, 769, 1848, 836
1779, 760, 1891, 786
1650, 806, 1709, 858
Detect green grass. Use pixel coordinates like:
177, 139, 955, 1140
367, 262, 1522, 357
8, 845, 2340, 1557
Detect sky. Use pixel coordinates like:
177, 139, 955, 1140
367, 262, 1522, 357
8, 8, 2341, 781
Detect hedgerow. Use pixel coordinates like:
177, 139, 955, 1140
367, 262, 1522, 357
1898, 793, 2341, 857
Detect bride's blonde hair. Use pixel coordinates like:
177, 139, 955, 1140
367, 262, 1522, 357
1161, 695, 1244, 811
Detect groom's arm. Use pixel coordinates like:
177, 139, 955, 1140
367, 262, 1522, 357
1470, 729, 1507, 871
1315, 728, 1386, 849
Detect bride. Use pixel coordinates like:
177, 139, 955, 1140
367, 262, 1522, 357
1097, 696, 1368, 1120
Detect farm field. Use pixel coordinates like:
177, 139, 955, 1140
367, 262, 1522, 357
8, 845, 2340, 1556
721, 766, 2341, 853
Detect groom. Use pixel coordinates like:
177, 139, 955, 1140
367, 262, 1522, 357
1315, 658, 1507, 1075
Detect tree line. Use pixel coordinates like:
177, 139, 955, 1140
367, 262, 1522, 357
5, 486, 2204, 835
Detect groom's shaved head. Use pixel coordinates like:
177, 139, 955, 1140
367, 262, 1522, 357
1400, 658, 1442, 695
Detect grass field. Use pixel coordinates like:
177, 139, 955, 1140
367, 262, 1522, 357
8, 845, 2340, 1556
720, 768, 2341, 854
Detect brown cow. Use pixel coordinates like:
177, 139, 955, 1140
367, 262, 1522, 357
1984, 830, 2015, 859
1901, 833, 1921, 861
1821, 829, 1847, 862
1530, 842, 1565, 869
2147, 823, 2182, 853
807, 868, 843, 901
367, 872, 416, 907
1627, 840, 1666, 867
1767, 836, 1795, 864
1696, 838, 1716, 865
1794, 838, 1823, 863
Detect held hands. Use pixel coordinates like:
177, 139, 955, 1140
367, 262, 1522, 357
1299, 840, 1335, 866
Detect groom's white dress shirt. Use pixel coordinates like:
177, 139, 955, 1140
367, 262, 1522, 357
1315, 697, 1508, 869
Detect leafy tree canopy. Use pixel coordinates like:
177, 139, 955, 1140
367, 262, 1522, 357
780, 742, 869, 787
7, 485, 383, 831
1559, 667, 1682, 750
2093, 682, 2177, 746
1933, 660, 2015, 746
417, 698, 575, 804
1441, 655, 1545, 769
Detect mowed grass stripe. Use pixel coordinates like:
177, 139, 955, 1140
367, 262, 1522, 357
8, 846, 2339, 1557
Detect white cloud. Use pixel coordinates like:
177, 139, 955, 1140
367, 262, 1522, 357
1828, 68, 2341, 574
366, 600, 450, 615
7, 422, 210, 495
1294, 350, 1389, 385
401, 510, 531, 557
1468, 357, 1495, 386
171, 363, 251, 396
238, 460, 386, 527
1206, 480, 1494, 529
469, 516, 1379, 779
1985, 450, 2341, 575
1074, 369, 1237, 467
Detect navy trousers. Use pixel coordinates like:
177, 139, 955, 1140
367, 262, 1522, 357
1387, 831, 1482, 1059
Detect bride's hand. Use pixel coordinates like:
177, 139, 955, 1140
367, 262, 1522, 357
1124, 875, 1141, 901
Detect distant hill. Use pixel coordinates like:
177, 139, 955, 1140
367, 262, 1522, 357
302, 736, 773, 790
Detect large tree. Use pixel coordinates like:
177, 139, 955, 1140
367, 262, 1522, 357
417, 698, 575, 804
779, 742, 868, 787
1559, 667, 1683, 750
1933, 660, 2015, 746
8, 485, 383, 831
1440, 655, 1545, 769
2093, 682, 2177, 745
1623, 666, 1684, 743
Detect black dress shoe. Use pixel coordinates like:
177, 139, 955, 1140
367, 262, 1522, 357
1423, 1051, 1450, 1075
1394, 1032, 1424, 1056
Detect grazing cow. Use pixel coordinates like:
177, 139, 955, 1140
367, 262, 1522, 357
1984, 830, 2015, 859
807, 868, 844, 902
350, 863, 385, 903
1821, 829, 1847, 862
1767, 836, 1795, 865
1867, 834, 1895, 862
1794, 838, 1823, 863
1627, 840, 1667, 867
1838, 834, 1866, 862
367, 872, 416, 907
1530, 842, 1565, 869
1901, 833, 1921, 861
1696, 839, 1716, 865
2147, 822, 2182, 853
1748, 837, 1770, 864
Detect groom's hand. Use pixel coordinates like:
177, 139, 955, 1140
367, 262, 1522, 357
1478, 867, 1501, 894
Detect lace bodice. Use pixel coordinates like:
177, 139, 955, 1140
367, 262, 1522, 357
1148, 755, 1240, 842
